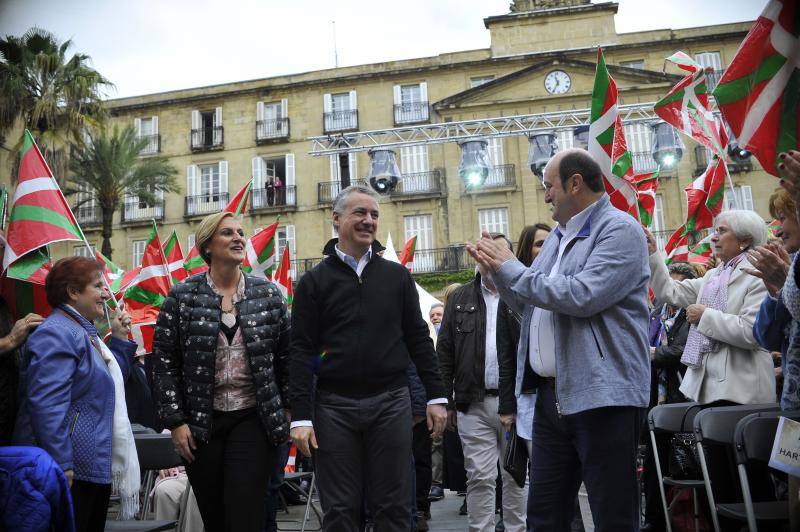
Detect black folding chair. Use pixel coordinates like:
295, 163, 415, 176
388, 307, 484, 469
716, 410, 800, 531
278, 471, 322, 532
693, 403, 779, 532
648, 402, 703, 532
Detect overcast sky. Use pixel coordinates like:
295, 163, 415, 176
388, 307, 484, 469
0, 0, 765, 100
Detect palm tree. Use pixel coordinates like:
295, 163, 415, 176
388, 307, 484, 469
0, 27, 112, 180
68, 125, 179, 259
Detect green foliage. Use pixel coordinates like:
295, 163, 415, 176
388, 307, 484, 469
414, 269, 475, 294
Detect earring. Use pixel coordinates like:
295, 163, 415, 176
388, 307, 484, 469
739, 246, 746, 251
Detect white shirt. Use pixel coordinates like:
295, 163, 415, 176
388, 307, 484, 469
482, 282, 500, 390
529, 200, 598, 377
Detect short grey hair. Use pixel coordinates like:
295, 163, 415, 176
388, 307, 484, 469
332, 185, 379, 215
715, 209, 767, 249
430, 303, 443, 312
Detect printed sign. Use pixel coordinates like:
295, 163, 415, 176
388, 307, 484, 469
769, 416, 800, 477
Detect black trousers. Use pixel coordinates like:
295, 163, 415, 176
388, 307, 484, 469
185, 408, 274, 532
412, 418, 433, 514
528, 380, 644, 532
71, 479, 111, 532
315, 387, 413, 532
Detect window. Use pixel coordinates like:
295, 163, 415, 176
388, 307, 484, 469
186, 161, 228, 215
329, 153, 358, 184
124, 187, 164, 222
695, 52, 723, 89
478, 208, 509, 237
624, 123, 657, 172
620, 60, 645, 70
323, 91, 358, 132
256, 100, 288, 140
399, 146, 430, 192
74, 244, 96, 258
724, 186, 754, 211
276, 225, 297, 279
470, 76, 495, 88
132, 240, 147, 268
252, 154, 296, 208
556, 130, 575, 152
485, 138, 507, 187
200, 164, 221, 197
404, 215, 434, 272
652, 194, 668, 250
191, 107, 223, 148
74, 184, 98, 224
393, 83, 429, 123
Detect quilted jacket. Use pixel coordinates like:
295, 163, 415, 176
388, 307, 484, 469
152, 272, 291, 445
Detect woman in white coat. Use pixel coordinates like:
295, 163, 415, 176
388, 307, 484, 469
644, 210, 775, 406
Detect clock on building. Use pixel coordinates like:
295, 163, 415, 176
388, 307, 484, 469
544, 70, 571, 94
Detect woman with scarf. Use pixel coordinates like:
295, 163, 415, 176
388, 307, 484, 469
644, 210, 775, 406
152, 211, 290, 532
13, 256, 140, 531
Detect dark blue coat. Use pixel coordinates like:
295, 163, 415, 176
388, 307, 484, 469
13, 306, 138, 484
0, 446, 75, 532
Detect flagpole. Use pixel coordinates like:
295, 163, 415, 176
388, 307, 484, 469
721, 160, 740, 210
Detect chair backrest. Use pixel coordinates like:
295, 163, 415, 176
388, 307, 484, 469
693, 404, 779, 445
734, 409, 800, 465
131, 423, 156, 435
134, 434, 182, 470
649, 402, 699, 433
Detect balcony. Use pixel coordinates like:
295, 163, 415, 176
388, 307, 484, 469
317, 179, 366, 204
256, 118, 290, 144
323, 110, 358, 133
185, 192, 229, 217
137, 134, 160, 155
250, 186, 297, 211
631, 151, 659, 173
75, 205, 102, 227
478, 164, 516, 191
121, 198, 165, 223
695, 145, 752, 175
705, 69, 725, 91
394, 102, 430, 125
392, 170, 444, 198
190, 126, 224, 151
408, 246, 476, 274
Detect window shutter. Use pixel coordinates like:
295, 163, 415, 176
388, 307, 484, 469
152, 116, 159, 134
281, 98, 288, 118
330, 155, 339, 181
323, 93, 332, 113
214, 107, 223, 127
741, 185, 754, 210
187, 165, 198, 196
393, 85, 402, 106
349, 153, 358, 180
134, 118, 142, 136
191, 110, 201, 130
420, 82, 428, 102
257, 101, 265, 122
349, 90, 357, 110
285, 154, 295, 187
252, 156, 263, 188
219, 161, 228, 193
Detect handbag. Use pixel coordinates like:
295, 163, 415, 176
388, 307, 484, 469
502, 425, 528, 488
668, 405, 702, 480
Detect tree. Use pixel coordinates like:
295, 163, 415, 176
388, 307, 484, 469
0, 27, 112, 180
68, 125, 179, 259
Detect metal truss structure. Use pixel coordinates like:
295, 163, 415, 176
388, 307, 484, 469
308, 101, 661, 155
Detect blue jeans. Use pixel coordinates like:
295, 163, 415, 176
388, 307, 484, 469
527, 379, 644, 532
264, 443, 291, 532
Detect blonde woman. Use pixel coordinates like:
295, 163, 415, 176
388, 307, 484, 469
152, 212, 290, 532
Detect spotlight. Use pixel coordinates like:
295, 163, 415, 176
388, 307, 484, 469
651, 122, 684, 168
527, 132, 557, 177
366, 148, 401, 195
458, 139, 491, 189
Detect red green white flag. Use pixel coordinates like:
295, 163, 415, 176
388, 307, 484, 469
123, 222, 172, 326
242, 221, 279, 279
4, 246, 51, 285
95, 250, 126, 293
654, 52, 729, 158
664, 228, 691, 263
631, 170, 660, 227
688, 234, 714, 265
224, 179, 253, 216
398, 235, 417, 271
273, 244, 293, 306
4, 130, 84, 271
0, 276, 51, 320
589, 48, 639, 215
183, 245, 209, 276
162, 230, 188, 284
713, 0, 800, 177
768, 218, 782, 238
684, 156, 726, 234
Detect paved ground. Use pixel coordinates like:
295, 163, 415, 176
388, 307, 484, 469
276, 490, 470, 531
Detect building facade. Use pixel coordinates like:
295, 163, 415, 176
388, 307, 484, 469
38, 1, 772, 273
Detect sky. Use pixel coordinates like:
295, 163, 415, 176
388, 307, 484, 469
0, 0, 765, 100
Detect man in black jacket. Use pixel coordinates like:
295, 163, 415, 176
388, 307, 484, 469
289, 185, 447, 532
437, 234, 527, 532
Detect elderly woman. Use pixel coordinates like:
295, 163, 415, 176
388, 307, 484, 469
644, 210, 775, 405
13, 256, 140, 531
152, 211, 290, 532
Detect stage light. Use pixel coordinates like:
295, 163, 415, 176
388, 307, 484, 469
458, 140, 491, 189
366, 148, 401, 195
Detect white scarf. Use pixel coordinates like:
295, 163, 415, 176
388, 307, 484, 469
96, 338, 141, 519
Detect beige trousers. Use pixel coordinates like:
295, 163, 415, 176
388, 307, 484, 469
153, 474, 205, 532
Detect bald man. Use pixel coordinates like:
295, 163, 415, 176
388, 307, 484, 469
467, 149, 651, 532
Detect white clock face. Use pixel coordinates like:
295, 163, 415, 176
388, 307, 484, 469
544, 70, 571, 94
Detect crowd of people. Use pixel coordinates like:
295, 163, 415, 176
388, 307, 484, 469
1, 147, 800, 532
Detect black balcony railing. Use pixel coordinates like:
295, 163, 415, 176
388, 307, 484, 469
394, 102, 430, 125
631, 151, 659, 173
705, 69, 725, 91
294, 257, 325, 277
185, 192, 230, 216
251, 186, 297, 211
137, 134, 160, 155
317, 179, 366, 204
392, 170, 444, 197
323, 110, 358, 133
121, 198, 165, 223
75, 205, 102, 227
256, 118, 290, 142
481, 164, 516, 190
191, 126, 224, 150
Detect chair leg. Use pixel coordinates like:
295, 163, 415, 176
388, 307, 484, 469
696, 442, 721, 532
738, 463, 758, 532
650, 429, 673, 532
692, 488, 699, 532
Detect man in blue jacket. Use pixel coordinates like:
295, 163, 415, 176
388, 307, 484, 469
468, 149, 650, 531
